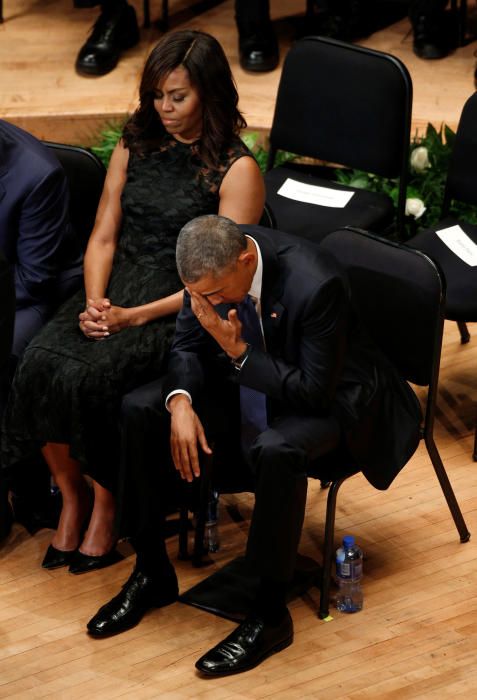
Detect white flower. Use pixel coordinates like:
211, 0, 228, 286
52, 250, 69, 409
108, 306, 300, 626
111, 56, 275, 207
410, 146, 431, 173
405, 197, 426, 219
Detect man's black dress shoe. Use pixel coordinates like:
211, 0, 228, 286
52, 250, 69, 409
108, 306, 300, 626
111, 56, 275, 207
195, 611, 293, 676
239, 32, 279, 72
87, 568, 179, 637
68, 547, 123, 574
42, 544, 77, 569
412, 14, 449, 59
75, 2, 140, 76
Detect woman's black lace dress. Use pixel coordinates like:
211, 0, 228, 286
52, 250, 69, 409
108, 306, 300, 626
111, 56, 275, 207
2, 134, 251, 490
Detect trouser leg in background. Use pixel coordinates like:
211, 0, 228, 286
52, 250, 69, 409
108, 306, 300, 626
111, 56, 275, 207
409, 0, 449, 58
235, 0, 279, 72
75, 0, 139, 76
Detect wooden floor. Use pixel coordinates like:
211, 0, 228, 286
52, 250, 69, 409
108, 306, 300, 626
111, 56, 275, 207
2, 2, 477, 698
0, 320, 476, 697
1, 0, 477, 144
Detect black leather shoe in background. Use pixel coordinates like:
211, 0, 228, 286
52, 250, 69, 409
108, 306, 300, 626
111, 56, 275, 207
239, 30, 279, 72
195, 611, 293, 676
75, 2, 140, 76
87, 568, 179, 637
412, 14, 449, 59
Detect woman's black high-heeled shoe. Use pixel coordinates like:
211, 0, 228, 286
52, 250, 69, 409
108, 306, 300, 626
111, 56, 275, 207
41, 544, 77, 570
68, 547, 123, 574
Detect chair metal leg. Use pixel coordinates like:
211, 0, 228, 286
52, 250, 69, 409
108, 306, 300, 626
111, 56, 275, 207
457, 320, 470, 344
192, 452, 213, 567
318, 477, 347, 619
425, 434, 471, 542
178, 501, 190, 560
143, 0, 151, 27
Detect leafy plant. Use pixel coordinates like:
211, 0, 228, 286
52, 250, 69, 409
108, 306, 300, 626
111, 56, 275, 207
90, 120, 126, 167
333, 122, 477, 238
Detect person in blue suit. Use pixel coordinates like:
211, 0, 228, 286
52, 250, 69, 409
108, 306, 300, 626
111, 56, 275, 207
0, 120, 82, 381
0, 120, 82, 538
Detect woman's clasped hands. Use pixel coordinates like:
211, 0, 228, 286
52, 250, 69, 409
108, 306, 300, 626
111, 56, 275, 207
79, 298, 132, 339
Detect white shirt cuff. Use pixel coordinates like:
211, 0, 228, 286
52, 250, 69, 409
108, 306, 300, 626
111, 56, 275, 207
165, 389, 192, 412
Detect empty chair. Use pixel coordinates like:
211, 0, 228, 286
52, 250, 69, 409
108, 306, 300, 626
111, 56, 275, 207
406, 91, 477, 460
264, 36, 412, 242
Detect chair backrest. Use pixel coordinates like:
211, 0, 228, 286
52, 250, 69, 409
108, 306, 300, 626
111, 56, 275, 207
259, 202, 277, 229
444, 91, 477, 209
320, 227, 445, 389
43, 142, 106, 251
268, 36, 412, 181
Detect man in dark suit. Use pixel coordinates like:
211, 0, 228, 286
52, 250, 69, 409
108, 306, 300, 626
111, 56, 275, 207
87, 215, 421, 675
0, 119, 83, 536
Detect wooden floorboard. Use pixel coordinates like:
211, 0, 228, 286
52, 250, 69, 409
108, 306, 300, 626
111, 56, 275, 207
0, 321, 475, 697
2, 3, 477, 697
2, 0, 477, 143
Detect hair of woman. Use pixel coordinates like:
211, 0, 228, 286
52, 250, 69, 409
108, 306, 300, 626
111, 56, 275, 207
123, 30, 247, 166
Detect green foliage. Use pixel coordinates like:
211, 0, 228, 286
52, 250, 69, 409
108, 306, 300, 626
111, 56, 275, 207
241, 131, 296, 172
90, 120, 124, 168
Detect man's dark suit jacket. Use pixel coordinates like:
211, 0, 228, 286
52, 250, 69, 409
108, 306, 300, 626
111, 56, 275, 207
165, 225, 422, 490
0, 120, 82, 315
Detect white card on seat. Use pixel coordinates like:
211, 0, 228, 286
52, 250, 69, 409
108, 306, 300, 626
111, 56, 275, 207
436, 225, 477, 266
277, 178, 354, 208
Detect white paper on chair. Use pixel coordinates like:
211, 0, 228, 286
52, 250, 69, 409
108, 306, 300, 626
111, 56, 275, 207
277, 178, 355, 208
436, 225, 477, 266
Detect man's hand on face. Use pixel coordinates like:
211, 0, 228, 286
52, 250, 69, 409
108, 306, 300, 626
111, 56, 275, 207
189, 290, 247, 359
169, 394, 212, 482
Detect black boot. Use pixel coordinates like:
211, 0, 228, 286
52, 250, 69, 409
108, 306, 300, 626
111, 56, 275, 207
75, 1, 140, 76
235, 0, 278, 72
410, 0, 449, 59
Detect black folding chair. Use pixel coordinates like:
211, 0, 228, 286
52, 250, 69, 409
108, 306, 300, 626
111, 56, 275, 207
43, 142, 106, 252
315, 227, 470, 617
406, 91, 477, 460
264, 36, 412, 243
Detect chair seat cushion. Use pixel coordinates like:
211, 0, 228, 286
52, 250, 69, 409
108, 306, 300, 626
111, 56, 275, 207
265, 165, 395, 243
407, 217, 477, 321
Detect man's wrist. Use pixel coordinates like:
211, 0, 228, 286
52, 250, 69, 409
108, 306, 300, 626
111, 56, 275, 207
230, 342, 251, 371
168, 393, 192, 413
228, 340, 248, 361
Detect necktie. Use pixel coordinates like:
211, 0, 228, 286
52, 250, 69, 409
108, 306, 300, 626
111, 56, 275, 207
237, 295, 268, 451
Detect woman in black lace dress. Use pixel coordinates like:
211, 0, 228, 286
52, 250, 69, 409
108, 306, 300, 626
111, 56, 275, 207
2, 30, 264, 572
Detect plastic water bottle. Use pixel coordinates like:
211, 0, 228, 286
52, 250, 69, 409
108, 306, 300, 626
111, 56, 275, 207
335, 535, 363, 613
203, 490, 220, 553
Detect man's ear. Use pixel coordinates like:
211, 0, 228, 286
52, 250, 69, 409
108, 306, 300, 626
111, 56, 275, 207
238, 250, 255, 267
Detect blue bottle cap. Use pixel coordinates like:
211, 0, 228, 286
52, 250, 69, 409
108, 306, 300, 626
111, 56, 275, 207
343, 535, 355, 547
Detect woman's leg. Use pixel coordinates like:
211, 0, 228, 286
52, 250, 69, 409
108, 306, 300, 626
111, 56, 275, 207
42, 442, 90, 551
79, 479, 116, 556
